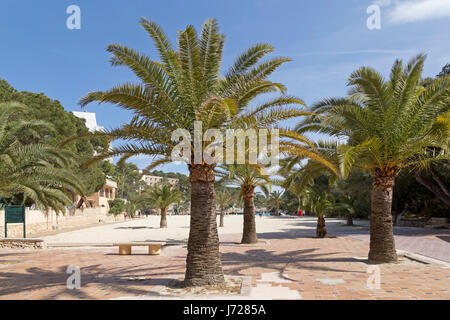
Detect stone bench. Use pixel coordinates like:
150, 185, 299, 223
113, 242, 165, 255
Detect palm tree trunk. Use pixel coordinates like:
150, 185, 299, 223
241, 185, 257, 244
346, 214, 354, 226
219, 208, 224, 227
316, 216, 327, 238
160, 208, 167, 228
369, 173, 398, 263
184, 164, 224, 287
275, 202, 279, 216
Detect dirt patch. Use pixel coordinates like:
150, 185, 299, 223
353, 255, 428, 266
158, 276, 244, 296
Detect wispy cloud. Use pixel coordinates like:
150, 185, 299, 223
376, 0, 450, 24
290, 49, 415, 57
373, 0, 394, 6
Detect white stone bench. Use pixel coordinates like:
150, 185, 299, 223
113, 242, 165, 255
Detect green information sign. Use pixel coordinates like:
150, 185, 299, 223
4, 205, 26, 238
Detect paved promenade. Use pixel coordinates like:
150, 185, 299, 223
1, 216, 449, 300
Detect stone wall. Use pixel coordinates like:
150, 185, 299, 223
0, 239, 45, 249
396, 217, 449, 228
0, 207, 124, 238
396, 218, 428, 228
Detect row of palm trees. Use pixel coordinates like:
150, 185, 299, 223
78, 18, 319, 287
74, 18, 449, 286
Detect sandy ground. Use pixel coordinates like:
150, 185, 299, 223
42, 215, 327, 244
41, 215, 450, 263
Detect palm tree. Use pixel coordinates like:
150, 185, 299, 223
0, 102, 85, 214
216, 164, 269, 243
414, 110, 450, 205
334, 195, 356, 226
283, 168, 314, 216
115, 164, 140, 199
258, 185, 271, 212
305, 187, 335, 238
138, 185, 183, 228
276, 127, 340, 218
124, 193, 139, 218
297, 55, 450, 262
76, 18, 313, 286
269, 190, 283, 216
280, 141, 341, 234
215, 190, 232, 227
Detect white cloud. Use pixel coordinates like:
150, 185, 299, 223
290, 49, 415, 56
373, 0, 393, 7
385, 0, 450, 24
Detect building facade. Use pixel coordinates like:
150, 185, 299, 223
72, 179, 118, 209
140, 172, 179, 188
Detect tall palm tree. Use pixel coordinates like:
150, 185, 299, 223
216, 164, 269, 243
77, 18, 311, 286
297, 55, 450, 262
215, 190, 232, 227
138, 184, 183, 228
0, 102, 85, 214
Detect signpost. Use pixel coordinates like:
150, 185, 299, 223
4, 205, 26, 238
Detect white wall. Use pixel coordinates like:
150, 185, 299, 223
0, 207, 119, 238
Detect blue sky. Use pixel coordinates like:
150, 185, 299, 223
1, 0, 449, 174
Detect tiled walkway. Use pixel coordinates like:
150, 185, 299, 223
1, 233, 449, 300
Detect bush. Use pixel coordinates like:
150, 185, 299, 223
108, 199, 125, 216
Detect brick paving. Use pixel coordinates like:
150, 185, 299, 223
350, 233, 450, 263
329, 220, 450, 263
1, 233, 449, 300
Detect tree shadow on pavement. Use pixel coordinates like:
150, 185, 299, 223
221, 248, 366, 276
0, 261, 185, 299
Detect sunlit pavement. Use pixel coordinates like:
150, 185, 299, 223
1, 216, 449, 300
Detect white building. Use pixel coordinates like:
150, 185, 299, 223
140, 171, 179, 188
72, 111, 105, 133
72, 111, 113, 162
71, 179, 117, 209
